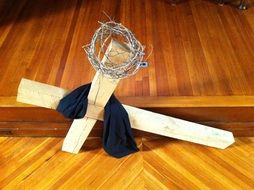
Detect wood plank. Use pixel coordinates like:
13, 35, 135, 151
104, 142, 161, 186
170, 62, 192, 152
124, 105, 234, 149
62, 118, 97, 153
17, 78, 235, 149
62, 39, 130, 153
62, 72, 119, 154
17, 78, 69, 109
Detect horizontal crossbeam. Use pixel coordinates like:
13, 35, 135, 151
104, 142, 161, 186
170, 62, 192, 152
17, 78, 235, 150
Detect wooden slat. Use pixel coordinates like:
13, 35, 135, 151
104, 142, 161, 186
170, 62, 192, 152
61, 72, 119, 153
62, 39, 130, 154
17, 78, 235, 149
17, 78, 69, 109
124, 105, 234, 149
15, 79, 254, 122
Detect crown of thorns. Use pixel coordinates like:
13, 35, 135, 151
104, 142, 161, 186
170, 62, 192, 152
84, 21, 146, 79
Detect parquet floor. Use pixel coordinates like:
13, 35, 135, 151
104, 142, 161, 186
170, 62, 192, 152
0, 137, 253, 189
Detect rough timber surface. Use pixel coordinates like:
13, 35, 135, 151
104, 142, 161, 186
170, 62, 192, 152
17, 78, 235, 149
62, 39, 125, 154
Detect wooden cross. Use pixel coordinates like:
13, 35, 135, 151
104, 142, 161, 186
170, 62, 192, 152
17, 40, 235, 154
61, 40, 125, 153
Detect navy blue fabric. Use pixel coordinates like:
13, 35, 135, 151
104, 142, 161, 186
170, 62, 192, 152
56, 83, 139, 158
57, 84, 91, 119
103, 95, 139, 158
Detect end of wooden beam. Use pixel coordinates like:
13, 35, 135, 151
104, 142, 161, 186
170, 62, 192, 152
17, 78, 69, 109
62, 118, 97, 154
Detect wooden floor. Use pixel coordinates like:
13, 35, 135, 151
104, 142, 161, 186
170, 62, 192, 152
0, 0, 254, 97
0, 2, 254, 187
1, 2, 254, 189
0, 137, 253, 189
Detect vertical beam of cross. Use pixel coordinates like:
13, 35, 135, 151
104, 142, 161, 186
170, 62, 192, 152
62, 40, 131, 153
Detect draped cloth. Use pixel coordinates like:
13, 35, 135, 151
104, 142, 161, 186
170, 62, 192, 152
56, 83, 139, 158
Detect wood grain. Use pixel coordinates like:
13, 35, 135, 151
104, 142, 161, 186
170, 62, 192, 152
0, 137, 253, 189
0, 0, 254, 97
1, 0, 254, 136
62, 39, 125, 154
16, 78, 236, 149
1, 100, 254, 137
